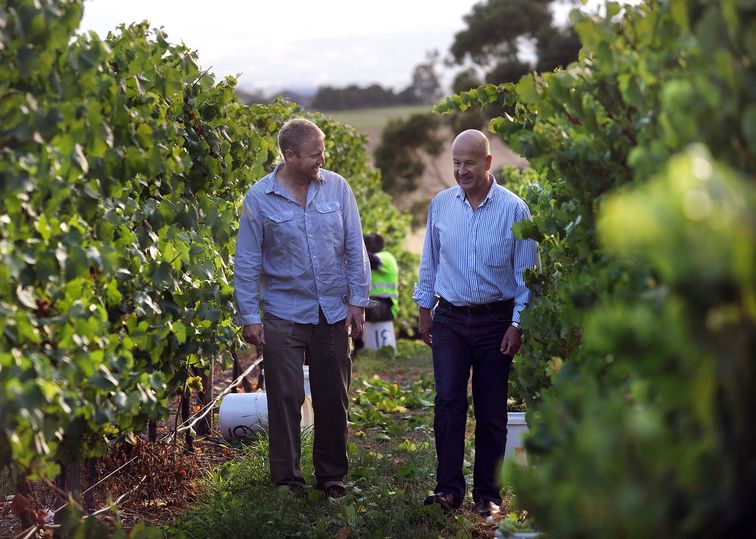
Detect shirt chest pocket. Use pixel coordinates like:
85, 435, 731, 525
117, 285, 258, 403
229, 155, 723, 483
264, 210, 295, 240
482, 238, 514, 268
314, 202, 344, 241
265, 210, 295, 225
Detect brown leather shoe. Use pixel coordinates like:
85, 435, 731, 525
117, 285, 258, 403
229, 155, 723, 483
423, 491, 461, 511
319, 482, 348, 498
474, 499, 501, 518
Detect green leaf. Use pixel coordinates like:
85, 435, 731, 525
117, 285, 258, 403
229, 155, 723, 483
89, 366, 120, 391
64, 245, 89, 280
106, 278, 122, 306
172, 321, 187, 344
742, 104, 756, 154
669, 0, 689, 30
16, 286, 37, 309
136, 123, 153, 148
515, 75, 539, 104
605, 2, 621, 18
72, 143, 89, 173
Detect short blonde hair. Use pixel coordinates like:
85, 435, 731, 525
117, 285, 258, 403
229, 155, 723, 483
278, 118, 325, 156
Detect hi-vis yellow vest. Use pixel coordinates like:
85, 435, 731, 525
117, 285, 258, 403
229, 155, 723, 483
370, 251, 399, 318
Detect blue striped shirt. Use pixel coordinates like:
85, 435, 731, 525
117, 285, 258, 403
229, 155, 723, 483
233, 165, 371, 326
413, 178, 540, 323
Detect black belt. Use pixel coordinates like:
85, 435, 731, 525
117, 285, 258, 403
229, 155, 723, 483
436, 297, 514, 316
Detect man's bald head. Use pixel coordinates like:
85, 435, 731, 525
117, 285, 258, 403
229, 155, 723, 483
451, 129, 493, 199
452, 129, 490, 159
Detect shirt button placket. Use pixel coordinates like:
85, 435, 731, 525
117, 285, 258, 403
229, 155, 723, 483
307, 209, 318, 277
466, 211, 472, 269
473, 213, 482, 303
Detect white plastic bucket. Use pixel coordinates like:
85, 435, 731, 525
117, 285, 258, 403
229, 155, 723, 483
219, 366, 314, 442
303, 365, 311, 397
219, 392, 269, 441
302, 366, 313, 429
363, 320, 396, 350
504, 412, 528, 461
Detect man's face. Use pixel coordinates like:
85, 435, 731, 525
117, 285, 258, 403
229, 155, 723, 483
287, 136, 325, 182
452, 138, 492, 195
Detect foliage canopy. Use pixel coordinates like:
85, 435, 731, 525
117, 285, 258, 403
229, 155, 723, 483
0, 0, 413, 512
439, 0, 755, 535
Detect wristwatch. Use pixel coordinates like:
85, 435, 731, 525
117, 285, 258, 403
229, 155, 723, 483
510, 321, 522, 330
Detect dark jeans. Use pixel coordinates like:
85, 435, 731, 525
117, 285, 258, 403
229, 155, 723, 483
263, 310, 351, 488
431, 304, 513, 504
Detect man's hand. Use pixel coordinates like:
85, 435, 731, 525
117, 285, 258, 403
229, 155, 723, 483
346, 305, 365, 339
242, 324, 265, 347
418, 307, 433, 347
500, 325, 522, 357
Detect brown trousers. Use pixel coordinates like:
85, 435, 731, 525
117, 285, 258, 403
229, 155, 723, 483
262, 310, 351, 487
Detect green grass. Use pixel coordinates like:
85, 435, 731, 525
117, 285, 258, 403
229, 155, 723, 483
169, 434, 472, 539
353, 338, 433, 377
166, 339, 498, 539
325, 105, 432, 133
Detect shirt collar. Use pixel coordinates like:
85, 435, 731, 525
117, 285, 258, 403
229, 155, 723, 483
455, 174, 498, 205
265, 164, 284, 195
265, 163, 325, 196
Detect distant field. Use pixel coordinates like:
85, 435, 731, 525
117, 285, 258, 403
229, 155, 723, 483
325, 104, 431, 133
321, 104, 529, 255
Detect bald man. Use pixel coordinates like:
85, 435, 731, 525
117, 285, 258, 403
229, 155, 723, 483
413, 130, 540, 518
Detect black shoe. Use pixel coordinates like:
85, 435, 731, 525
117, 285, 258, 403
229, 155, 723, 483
423, 491, 461, 512
474, 499, 501, 519
320, 483, 348, 498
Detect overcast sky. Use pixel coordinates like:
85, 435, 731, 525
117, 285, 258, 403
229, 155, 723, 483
78, 0, 621, 96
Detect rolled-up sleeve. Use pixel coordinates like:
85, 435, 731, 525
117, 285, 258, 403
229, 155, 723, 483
413, 198, 439, 310
512, 202, 540, 323
233, 193, 264, 325
342, 182, 371, 307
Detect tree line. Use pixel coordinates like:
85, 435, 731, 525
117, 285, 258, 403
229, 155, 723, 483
373, 0, 582, 197
240, 0, 581, 113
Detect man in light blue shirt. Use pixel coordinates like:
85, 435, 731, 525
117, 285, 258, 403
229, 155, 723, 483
413, 129, 539, 518
234, 118, 370, 499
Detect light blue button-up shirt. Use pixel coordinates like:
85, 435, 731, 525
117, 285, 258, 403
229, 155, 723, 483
413, 178, 540, 323
234, 165, 370, 326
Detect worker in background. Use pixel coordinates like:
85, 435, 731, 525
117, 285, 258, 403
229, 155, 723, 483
351, 233, 399, 354
364, 233, 399, 323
